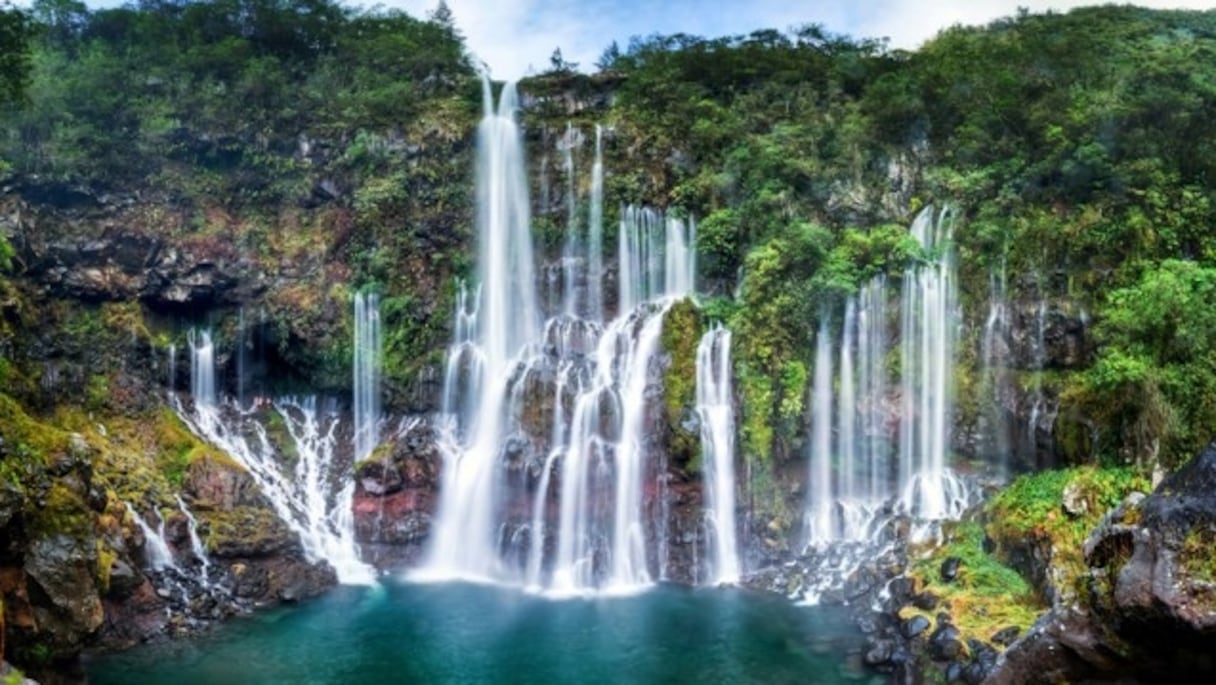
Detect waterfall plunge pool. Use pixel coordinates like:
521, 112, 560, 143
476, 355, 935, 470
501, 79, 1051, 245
85, 581, 882, 684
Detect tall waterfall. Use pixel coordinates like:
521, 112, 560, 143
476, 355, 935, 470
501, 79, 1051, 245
423, 81, 702, 592
697, 325, 739, 584
898, 206, 966, 520
426, 79, 542, 579
802, 207, 969, 547
807, 315, 835, 543
586, 125, 604, 323
353, 291, 382, 461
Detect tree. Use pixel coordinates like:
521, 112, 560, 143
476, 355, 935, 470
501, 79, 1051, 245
0, 2, 32, 104
428, 0, 460, 39
548, 46, 577, 73
595, 40, 620, 71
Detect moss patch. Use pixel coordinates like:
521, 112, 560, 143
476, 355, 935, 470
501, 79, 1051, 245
986, 466, 1150, 600
660, 297, 704, 471
905, 521, 1045, 648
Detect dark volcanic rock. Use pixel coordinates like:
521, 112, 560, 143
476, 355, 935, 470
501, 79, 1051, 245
901, 615, 931, 639
939, 556, 961, 583
991, 440, 1216, 683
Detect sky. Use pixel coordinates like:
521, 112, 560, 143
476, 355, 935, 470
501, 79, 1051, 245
378, 0, 1215, 79
57, 1, 1216, 80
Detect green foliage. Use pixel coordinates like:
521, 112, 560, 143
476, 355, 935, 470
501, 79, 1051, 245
0, 1, 32, 105
660, 298, 704, 471
986, 466, 1150, 598
1065, 261, 1216, 466
0, 0, 474, 199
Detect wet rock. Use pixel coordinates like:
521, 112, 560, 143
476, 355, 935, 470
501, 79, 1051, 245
990, 625, 1021, 646
105, 558, 144, 599
22, 533, 104, 654
912, 592, 939, 611
183, 455, 263, 510
901, 615, 931, 639
1061, 481, 1088, 516
939, 556, 961, 582
863, 639, 895, 666
992, 441, 1216, 683
929, 624, 963, 660
944, 660, 965, 684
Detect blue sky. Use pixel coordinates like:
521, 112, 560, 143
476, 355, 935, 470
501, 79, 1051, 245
57, 1, 1216, 79
381, 0, 1215, 79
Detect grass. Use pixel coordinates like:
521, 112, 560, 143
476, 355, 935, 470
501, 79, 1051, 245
985, 466, 1150, 601
905, 521, 1046, 649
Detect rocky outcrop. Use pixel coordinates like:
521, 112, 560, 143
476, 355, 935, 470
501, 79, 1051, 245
352, 421, 442, 570
991, 441, 1216, 683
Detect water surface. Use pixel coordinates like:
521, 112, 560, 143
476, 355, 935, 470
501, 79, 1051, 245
87, 581, 879, 685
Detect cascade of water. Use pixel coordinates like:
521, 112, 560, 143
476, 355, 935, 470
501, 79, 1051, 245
696, 325, 740, 584
188, 328, 216, 409
807, 315, 835, 543
178, 394, 375, 585
586, 125, 604, 323
236, 307, 247, 408
898, 206, 965, 520
560, 124, 581, 317
167, 343, 177, 400
175, 495, 211, 586
353, 291, 382, 461
425, 78, 540, 579
839, 299, 858, 503
618, 206, 696, 316
1027, 291, 1047, 460
858, 277, 888, 503
982, 262, 1011, 471
124, 503, 178, 572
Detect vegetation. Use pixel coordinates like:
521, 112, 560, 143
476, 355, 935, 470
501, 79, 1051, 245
904, 521, 1044, 648
986, 466, 1150, 598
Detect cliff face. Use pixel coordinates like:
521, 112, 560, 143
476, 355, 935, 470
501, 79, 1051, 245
3, 3, 1216, 679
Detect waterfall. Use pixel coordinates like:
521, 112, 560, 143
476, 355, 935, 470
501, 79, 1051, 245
559, 123, 581, 317
618, 206, 696, 315
800, 207, 973, 549
982, 262, 1011, 471
898, 206, 966, 520
807, 315, 835, 543
188, 328, 216, 409
167, 343, 177, 400
178, 392, 375, 585
858, 277, 888, 504
696, 325, 740, 584
586, 125, 604, 323
236, 307, 247, 408
1027, 291, 1048, 460
426, 78, 541, 579
422, 78, 713, 593
175, 495, 211, 586
124, 503, 177, 572
354, 291, 382, 461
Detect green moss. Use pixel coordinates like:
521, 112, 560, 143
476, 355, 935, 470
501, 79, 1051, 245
30, 482, 93, 539
0, 392, 68, 462
986, 466, 1150, 598
906, 521, 1045, 649
661, 298, 704, 471
95, 539, 118, 594
1180, 525, 1216, 584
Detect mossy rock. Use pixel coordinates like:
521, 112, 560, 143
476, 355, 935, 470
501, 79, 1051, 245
200, 506, 295, 558
660, 297, 705, 472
